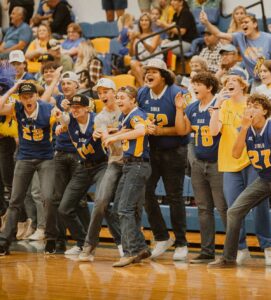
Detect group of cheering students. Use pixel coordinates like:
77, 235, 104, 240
1, 56, 271, 269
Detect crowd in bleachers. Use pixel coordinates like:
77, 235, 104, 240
1, 0, 271, 269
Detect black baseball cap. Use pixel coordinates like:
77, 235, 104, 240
69, 94, 89, 107
18, 83, 37, 94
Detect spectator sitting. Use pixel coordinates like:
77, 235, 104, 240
47, 38, 73, 72
227, 6, 247, 33
0, 6, 32, 59
25, 24, 51, 74
255, 60, 271, 98
159, 0, 175, 24
199, 29, 222, 73
9, 50, 35, 82
130, 12, 163, 86
190, 55, 208, 78
215, 44, 248, 85
117, 13, 135, 55
151, 7, 167, 39
160, 0, 198, 55
47, 0, 72, 36
61, 23, 85, 61
40, 61, 61, 101
2, 0, 34, 24
74, 40, 103, 91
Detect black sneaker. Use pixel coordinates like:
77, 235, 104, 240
0, 243, 9, 256
133, 249, 152, 263
44, 240, 56, 254
56, 240, 66, 253
190, 254, 215, 264
208, 256, 237, 268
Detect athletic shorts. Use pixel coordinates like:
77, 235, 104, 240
137, 0, 159, 11
102, 0, 128, 11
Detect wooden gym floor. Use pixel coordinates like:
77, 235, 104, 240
0, 229, 270, 300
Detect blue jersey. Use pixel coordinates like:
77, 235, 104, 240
68, 112, 107, 162
15, 100, 55, 160
246, 120, 271, 180
119, 107, 149, 159
54, 94, 76, 153
137, 85, 188, 149
185, 98, 221, 162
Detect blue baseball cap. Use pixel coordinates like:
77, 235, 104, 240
228, 67, 248, 81
219, 44, 238, 54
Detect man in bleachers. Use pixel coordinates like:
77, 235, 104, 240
215, 44, 248, 85
0, 6, 32, 59
46, 39, 73, 72
47, 0, 72, 36
199, 29, 222, 74
200, 11, 271, 91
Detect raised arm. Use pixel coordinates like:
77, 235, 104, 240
232, 108, 253, 159
40, 66, 63, 102
199, 11, 233, 42
0, 83, 20, 115
175, 93, 192, 135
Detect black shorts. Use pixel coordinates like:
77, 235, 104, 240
102, 0, 127, 11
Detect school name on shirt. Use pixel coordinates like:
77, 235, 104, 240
197, 119, 205, 124
78, 138, 87, 143
150, 107, 160, 112
254, 143, 265, 149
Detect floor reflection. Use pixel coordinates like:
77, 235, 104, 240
0, 243, 270, 299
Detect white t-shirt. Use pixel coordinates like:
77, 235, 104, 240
94, 107, 123, 163
255, 84, 271, 99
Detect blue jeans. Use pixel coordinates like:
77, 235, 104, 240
58, 162, 107, 247
223, 165, 271, 250
45, 151, 90, 241
85, 162, 122, 247
224, 177, 271, 260
145, 145, 187, 246
190, 147, 227, 256
113, 161, 151, 257
0, 159, 55, 246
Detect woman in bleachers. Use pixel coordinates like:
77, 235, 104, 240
130, 12, 163, 86
25, 24, 51, 74
61, 23, 85, 61
74, 40, 102, 89
255, 60, 271, 98
159, 0, 198, 55
227, 6, 247, 33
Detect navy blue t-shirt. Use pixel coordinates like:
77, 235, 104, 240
137, 84, 188, 149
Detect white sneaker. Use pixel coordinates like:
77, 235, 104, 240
28, 228, 45, 241
173, 246, 188, 261
64, 246, 82, 255
118, 244, 124, 257
264, 247, 271, 266
78, 245, 95, 262
236, 248, 251, 265
151, 238, 174, 259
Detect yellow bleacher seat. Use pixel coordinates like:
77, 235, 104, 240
94, 99, 104, 113
109, 74, 136, 89
91, 38, 111, 54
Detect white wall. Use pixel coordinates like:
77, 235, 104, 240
1, 0, 271, 27
69, 0, 271, 23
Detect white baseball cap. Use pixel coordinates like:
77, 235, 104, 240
143, 58, 168, 72
60, 71, 79, 83
93, 78, 116, 91
9, 50, 25, 63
